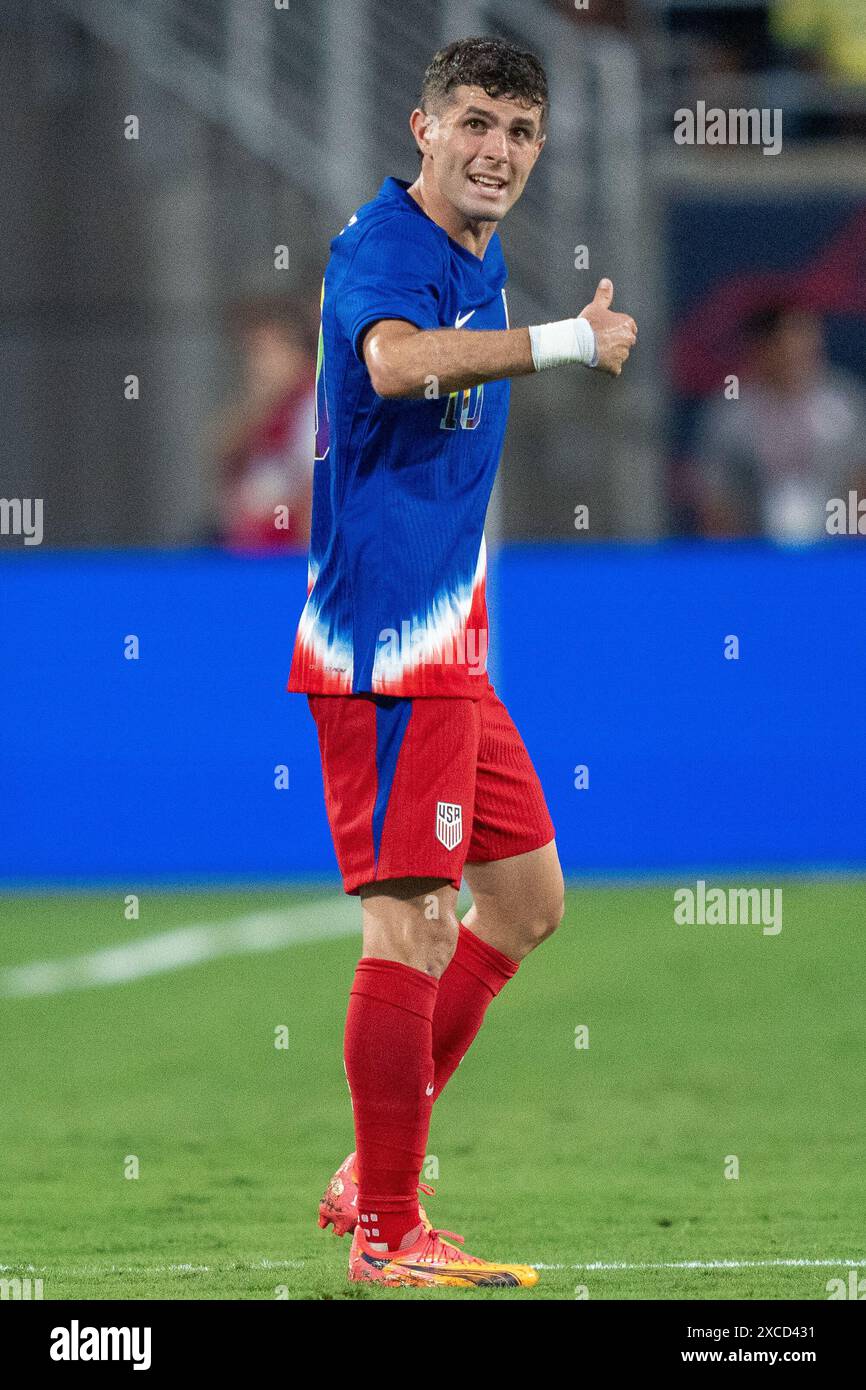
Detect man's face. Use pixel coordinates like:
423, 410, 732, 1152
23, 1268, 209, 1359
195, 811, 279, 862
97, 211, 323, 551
414, 84, 545, 223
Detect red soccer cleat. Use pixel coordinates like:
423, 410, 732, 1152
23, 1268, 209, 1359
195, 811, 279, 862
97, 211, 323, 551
318, 1152, 435, 1238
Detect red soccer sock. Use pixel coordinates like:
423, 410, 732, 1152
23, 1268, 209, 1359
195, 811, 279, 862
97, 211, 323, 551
431, 923, 519, 1102
345, 957, 439, 1251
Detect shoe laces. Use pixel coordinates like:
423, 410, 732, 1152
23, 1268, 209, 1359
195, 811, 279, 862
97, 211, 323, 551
418, 1228, 483, 1265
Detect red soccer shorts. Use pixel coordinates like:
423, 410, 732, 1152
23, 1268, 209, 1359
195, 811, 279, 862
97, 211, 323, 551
306, 678, 555, 894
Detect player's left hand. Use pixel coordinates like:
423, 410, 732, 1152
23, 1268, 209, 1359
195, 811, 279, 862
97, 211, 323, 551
578, 279, 637, 377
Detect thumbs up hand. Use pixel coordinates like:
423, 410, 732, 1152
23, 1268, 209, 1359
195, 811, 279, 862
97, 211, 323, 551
579, 279, 637, 377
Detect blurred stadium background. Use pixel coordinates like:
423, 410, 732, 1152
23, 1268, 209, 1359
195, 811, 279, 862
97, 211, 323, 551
2, 0, 865, 883
1, 0, 865, 1300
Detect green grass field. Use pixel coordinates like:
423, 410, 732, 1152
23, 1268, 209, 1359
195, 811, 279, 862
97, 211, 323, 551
0, 880, 863, 1300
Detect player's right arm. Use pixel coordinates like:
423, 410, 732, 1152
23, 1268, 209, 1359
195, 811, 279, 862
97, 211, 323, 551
363, 278, 637, 399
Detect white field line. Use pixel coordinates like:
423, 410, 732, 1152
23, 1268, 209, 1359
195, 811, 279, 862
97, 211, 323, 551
0, 897, 359, 999
536, 1258, 866, 1272
2, 1257, 864, 1278
0, 1260, 304, 1276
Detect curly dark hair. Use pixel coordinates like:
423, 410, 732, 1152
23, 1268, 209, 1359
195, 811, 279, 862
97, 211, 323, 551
420, 35, 549, 132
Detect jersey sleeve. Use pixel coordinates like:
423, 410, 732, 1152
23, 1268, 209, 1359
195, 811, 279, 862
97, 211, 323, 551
336, 214, 445, 361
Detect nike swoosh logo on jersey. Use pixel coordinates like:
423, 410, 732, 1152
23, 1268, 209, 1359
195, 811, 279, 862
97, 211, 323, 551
454, 309, 476, 329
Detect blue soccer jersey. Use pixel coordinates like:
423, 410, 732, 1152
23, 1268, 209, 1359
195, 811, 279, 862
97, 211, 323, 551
286, 176, 510, 698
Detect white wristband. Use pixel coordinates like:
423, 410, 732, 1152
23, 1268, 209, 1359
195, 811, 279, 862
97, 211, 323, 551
528, 317, 598, 371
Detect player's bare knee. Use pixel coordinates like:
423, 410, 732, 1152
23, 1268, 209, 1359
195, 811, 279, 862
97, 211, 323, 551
361, 879, 459, 977
548, 888, 567, 937
390, 909, 458, 977
526, 883, 566, 945
362, 911, 457, 977
419, 908, 460, 976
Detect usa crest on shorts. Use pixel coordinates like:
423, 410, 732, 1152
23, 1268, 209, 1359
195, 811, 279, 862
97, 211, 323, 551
435, 801, 463, 851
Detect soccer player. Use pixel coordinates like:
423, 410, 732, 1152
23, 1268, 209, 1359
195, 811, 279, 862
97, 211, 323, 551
287, 36, 636, 1288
